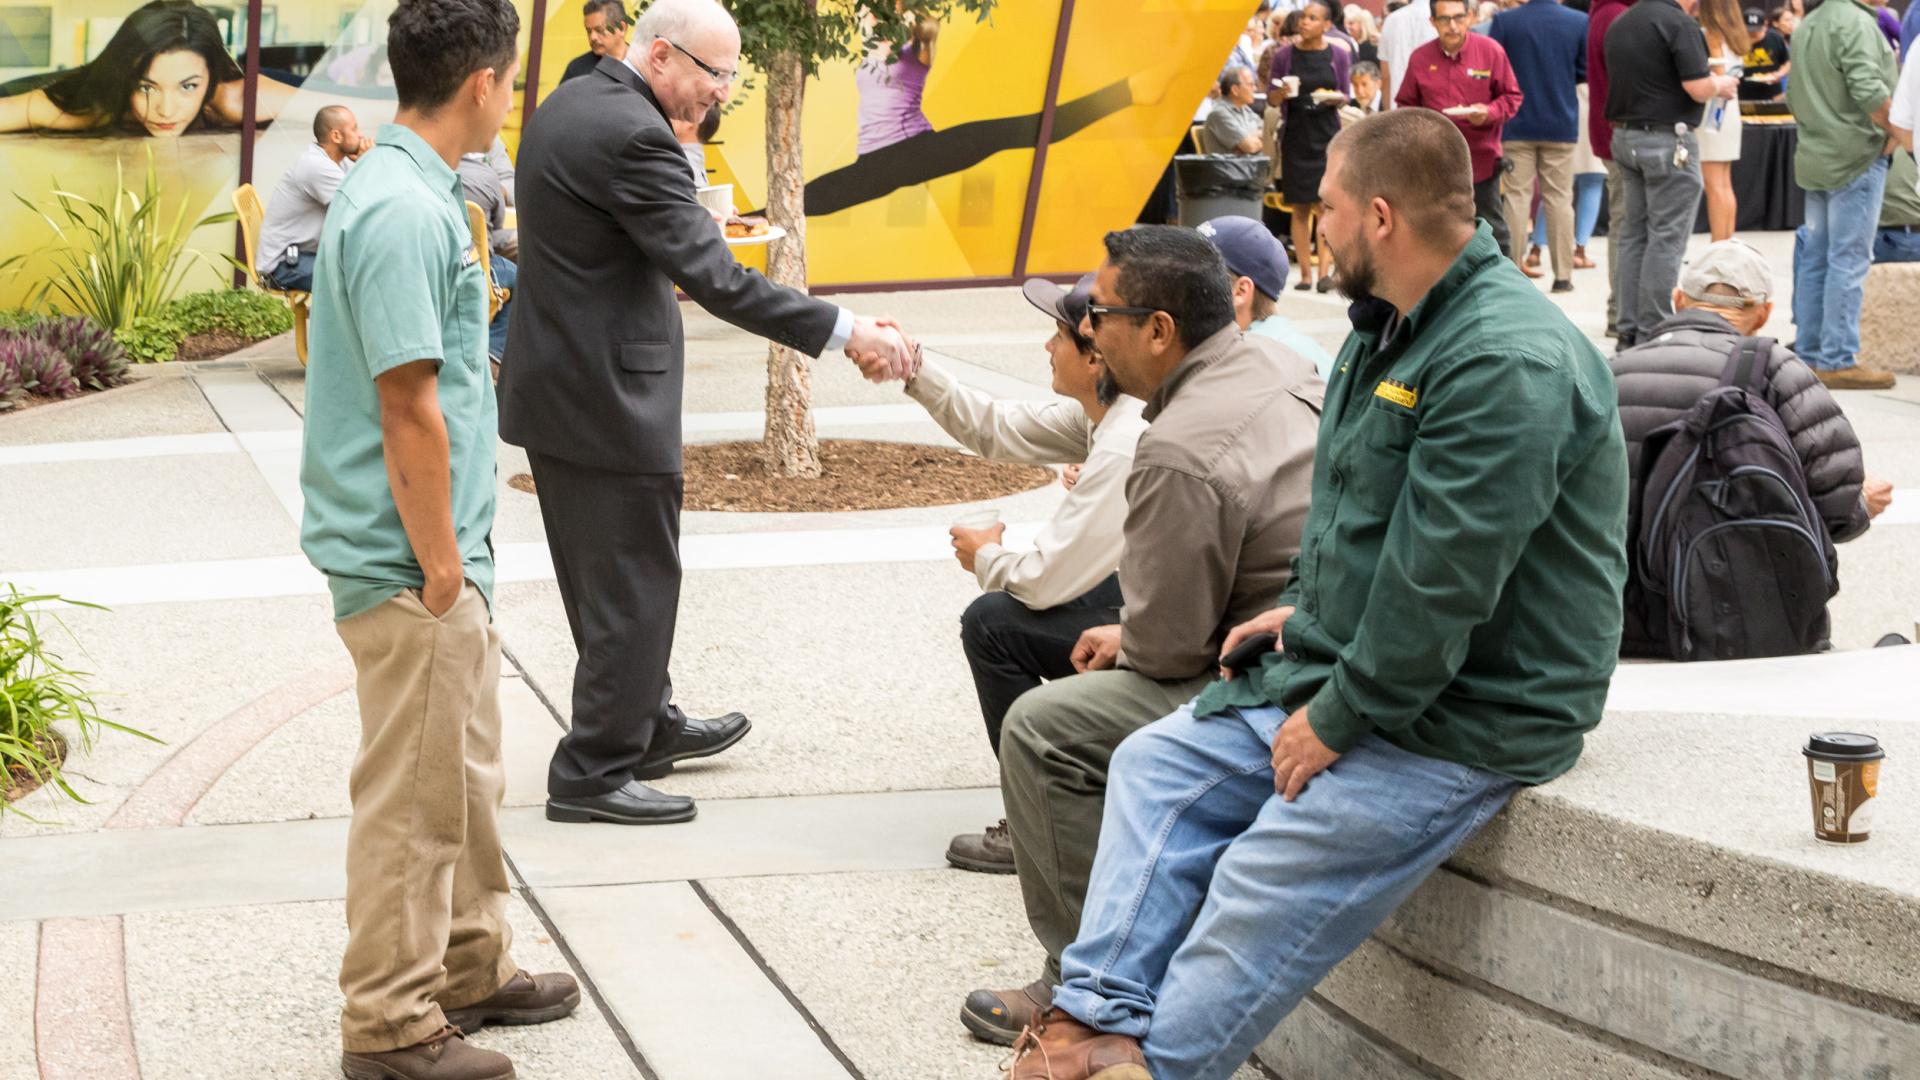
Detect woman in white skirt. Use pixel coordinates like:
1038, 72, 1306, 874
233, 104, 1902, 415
1697, 0, 1747, 240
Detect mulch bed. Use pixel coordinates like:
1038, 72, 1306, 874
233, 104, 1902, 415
504, 439, 1058, 513
176, 331, 261, 361
2, 731, 65, 806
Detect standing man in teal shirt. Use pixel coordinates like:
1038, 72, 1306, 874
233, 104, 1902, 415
299, 2, 578, 1077
1000, 110, 1628, 1080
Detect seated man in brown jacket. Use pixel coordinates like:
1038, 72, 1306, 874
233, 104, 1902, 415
958, 225, 1326, 1046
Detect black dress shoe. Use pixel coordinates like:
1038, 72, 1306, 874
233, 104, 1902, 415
546, 781, 696, 825
634, 711, 752, 780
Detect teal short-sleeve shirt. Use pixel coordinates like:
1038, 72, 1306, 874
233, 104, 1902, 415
298, 123, 497, 620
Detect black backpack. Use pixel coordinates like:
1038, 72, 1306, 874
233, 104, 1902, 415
1625, 337, 1837, 661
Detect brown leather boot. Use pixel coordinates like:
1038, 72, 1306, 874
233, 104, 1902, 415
443, 970, 581, 1033
341, 1026, 512, 1080
1816, 365, 1897, 391
961, 977, 1051, 1045
1004, 1009, 1151, 1080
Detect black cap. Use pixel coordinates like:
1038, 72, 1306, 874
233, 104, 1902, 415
1804, 732, 1885, 761
1022, 272, 1098, 336
1744, 7, 1765, 28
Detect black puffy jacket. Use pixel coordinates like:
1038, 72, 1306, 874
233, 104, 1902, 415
1609, 308, 1871, 545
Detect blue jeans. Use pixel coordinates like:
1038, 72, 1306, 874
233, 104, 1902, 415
1053, 704, 1520, 1080
264, 251, 315, 292
1873, 227, 1920, 263
1613, 126, 1703, 346
1794, 157, 1889, 371
488, 255, 516, 362
1533, 171, 1605, 248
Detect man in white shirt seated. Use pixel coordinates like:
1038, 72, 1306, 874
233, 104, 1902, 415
897, 274, 1150, 875
255, 105, 369, 292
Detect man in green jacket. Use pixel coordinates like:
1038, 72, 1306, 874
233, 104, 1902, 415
1787, 0, 1900, 389
1001, 108, 1628, 1080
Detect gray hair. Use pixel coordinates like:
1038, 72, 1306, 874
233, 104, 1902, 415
1218, 65, 1252, 96
633, 0, 731, 45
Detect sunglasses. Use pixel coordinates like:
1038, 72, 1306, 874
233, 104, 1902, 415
1085, 303, 1172, 328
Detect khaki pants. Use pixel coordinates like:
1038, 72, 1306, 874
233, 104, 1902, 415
999, 669, 1211, 983
336, 583, 516, 1053
1503, 141, 1576, 281
1604, 158, 1628, 332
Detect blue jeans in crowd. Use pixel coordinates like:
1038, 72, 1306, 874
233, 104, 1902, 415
1612, 126, 1703, 346
1533, 172, 1606, 249
488, 255, 516, 362
1873, 226, 1920, 264
1052, 703, 1521, 1080
263, 251, 316, 293
1792, 157, 1888, 371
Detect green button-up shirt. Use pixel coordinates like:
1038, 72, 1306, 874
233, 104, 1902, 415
299, 123, 497, 620
1786, 0, 1898, 192
1194, 225, 1628, 786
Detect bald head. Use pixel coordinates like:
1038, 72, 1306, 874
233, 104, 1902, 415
1326, 108, 1475, 249
631, 0, 739, 125
633, 0, 734, 43
313, 104, 354, 143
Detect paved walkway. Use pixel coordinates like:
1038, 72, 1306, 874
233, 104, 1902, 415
3, 230, 1918, 1079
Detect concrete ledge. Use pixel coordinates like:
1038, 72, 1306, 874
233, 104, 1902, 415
1260, 650, 1920, 1079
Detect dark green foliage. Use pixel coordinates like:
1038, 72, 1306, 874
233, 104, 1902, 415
37, 316, 130, 391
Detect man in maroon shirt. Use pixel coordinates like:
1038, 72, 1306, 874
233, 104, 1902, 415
1395, 0, 1525, 254
1587, 0, 1633, 337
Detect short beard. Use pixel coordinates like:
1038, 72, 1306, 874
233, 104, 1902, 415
1332, 232, 1378, 303
1095, 367, 1122, 406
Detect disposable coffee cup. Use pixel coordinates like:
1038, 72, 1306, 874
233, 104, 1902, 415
1803, 732, 1884, 844
1281, 75, 1302, 97
695, 183, 734, 217
952, 507, 1002, 530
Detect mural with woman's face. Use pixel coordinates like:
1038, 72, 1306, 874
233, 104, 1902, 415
129, 48, 213, 136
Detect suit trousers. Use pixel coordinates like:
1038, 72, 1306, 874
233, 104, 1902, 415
336, 584, 516, 1052
1503, 141, 1576, 280
1473, 168, 1512, 261
527, 451, 687, 798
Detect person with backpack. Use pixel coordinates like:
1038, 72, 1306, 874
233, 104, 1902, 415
1612, 239, 1892, 661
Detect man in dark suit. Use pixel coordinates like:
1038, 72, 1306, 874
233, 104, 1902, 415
501, 0, 914, 826
560, 0, 631, 83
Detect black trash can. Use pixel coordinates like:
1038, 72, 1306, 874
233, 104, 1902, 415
1174, 154, 1272, 227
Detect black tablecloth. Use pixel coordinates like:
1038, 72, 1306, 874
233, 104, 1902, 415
1695, 120, 1804, 232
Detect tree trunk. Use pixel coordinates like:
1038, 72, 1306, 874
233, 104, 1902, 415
761, 49, 821, 478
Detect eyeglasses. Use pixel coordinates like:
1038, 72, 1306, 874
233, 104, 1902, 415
1431, 13, 1472, 23
1085, 303, 1171, 328
666, 39, 737, 85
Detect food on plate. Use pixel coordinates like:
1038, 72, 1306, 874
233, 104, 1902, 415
724, 215, 770, 239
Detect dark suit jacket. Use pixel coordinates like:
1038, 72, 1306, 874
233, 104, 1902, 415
499, 56, 840, 473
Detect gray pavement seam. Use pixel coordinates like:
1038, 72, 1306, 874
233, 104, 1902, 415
505, 868, 661, 1080
687, 879, 868, 1080
502, 644, 570, 734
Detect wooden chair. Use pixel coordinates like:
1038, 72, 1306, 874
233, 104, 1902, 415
1190, 123, 1215, 155
231, 183, 311, 365
465, 201, 509, 322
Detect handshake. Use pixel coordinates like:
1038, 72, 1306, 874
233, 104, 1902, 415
843, 315, 922, 385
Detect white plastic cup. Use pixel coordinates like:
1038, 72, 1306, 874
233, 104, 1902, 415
695, 183, 734, 216
1281, 76, 1301, 97
952, 508, 1002, 530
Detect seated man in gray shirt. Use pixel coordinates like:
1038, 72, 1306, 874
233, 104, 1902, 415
255, 105, 369, 292
1204, 65, 1265, 153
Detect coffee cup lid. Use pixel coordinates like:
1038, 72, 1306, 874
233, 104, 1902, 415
1804, 732, 1884, 760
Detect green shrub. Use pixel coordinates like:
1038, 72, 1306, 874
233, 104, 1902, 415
0, 338, 24, 412
0, 310, 39, 332
114, 312, 187, 365
167, 288, 293, 339
1, 586, 160, 816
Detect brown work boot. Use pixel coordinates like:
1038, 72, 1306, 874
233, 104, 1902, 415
961, 977, 1051, 1045
1816, 365, 1897, 390
947, 818, 1017, 874
341, 1026, 512, 1080
443, 970, 581, 1033
1004, 1009, 1151, 1080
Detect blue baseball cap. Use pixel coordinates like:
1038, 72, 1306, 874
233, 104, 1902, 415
1197, 216, 1290, 301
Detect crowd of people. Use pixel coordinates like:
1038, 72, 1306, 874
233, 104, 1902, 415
1194, 0, 1920, 392
271, 0, 1908, 1078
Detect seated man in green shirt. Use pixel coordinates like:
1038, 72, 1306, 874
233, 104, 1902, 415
298, 2, 577, 1077
1000, 109, 1629, 1080
1873, 149, 1920, 263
